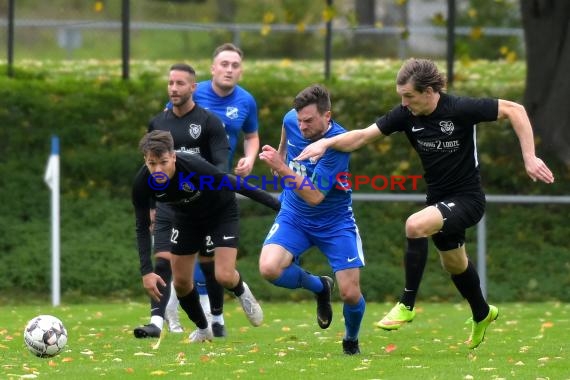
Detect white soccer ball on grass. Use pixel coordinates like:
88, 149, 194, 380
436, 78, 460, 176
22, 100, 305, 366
24, 314, 68, 358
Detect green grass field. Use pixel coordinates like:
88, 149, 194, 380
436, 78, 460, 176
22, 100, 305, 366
1, 301, 568, 379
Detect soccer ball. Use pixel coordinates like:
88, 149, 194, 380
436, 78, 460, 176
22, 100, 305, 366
24, 315, 68, 358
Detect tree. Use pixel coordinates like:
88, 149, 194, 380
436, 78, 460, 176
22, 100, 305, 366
520, 0, 570, 165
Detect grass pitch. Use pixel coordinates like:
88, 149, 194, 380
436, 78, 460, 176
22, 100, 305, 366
1, 301, 568, 379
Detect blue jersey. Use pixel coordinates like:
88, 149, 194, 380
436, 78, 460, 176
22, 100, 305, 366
166, 80, 259, 169
264, 109, 364, 272
195, 80, 258, 168
280, 109, 353, 225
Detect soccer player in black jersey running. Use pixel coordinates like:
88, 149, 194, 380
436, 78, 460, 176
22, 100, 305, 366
295, 58, 554, 349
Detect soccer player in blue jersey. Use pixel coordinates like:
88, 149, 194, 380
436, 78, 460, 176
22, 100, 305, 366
258, 84, 366, 355
162, 43, 260, 337
296, 58, 555, 350
195, 43, 259, 176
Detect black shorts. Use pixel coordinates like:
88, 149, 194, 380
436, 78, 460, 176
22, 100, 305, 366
170, 201, 239, 256
430, 191, 486, 251
153, 203, 223, 257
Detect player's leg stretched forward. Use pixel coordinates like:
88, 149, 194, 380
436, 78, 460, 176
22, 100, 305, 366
377, 206, 434, 330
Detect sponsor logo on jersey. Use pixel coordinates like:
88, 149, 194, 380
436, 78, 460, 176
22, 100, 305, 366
226, 106, 239, 120
188, 123, 201, 139
439, 120, 454, 135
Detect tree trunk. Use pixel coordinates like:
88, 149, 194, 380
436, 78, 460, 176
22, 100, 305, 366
520, 0, 570, 165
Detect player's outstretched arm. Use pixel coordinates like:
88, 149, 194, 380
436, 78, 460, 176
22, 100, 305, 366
295, 123, 382, 161
182, 152, 281, 211
497, 99, 555, 184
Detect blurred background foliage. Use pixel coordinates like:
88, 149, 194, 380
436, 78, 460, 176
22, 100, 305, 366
1, 0, 524, 60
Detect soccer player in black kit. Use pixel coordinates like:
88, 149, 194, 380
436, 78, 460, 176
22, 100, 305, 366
133, 63, 231, 338
133, 130, 279, 342
132, 64, 272, 342
296, 58, 555, 349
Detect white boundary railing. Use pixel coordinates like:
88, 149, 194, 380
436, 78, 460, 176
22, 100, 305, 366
350, 193, 570, 298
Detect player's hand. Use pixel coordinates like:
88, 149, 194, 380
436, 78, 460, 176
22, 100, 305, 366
294, 139, 328, 162
142, 273, 166, 302
524, 156, 555, 184
259, 145, 287, 174
234, 156, 254, 176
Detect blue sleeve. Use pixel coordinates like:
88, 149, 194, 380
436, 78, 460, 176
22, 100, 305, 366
242, 93, 259, 134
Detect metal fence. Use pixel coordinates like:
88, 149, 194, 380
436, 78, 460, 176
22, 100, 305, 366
349, 193, 570, 298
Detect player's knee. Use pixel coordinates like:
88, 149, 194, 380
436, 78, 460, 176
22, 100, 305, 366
259, 264, 280, 281
405, 216, 425, 237
172, 278, 192, 295
214, 271, 235, 288
338, 286, 360, 304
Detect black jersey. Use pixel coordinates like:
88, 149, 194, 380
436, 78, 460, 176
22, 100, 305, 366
132, 153, 280, 275
148, 106, 230, 171
376, 93, 498, 201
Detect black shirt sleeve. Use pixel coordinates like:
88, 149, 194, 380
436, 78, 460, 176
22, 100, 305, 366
179, 154, 281, 211
131, 166, 154, 276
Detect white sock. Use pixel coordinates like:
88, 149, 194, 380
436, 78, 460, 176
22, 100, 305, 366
166, 282, 179, 313
199, 294, 211, 314
150, 316, 164, 330
211, 314, 225, 325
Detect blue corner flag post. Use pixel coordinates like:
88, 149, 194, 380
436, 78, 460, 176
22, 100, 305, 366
44, 136, 61, 306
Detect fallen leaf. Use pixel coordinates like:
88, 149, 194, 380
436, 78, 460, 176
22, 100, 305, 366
134, 352, 154, 356
541, 322, 553, 331
385, 344, 397, 353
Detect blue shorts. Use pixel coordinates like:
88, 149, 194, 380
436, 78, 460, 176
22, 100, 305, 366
263, 210, 365, 273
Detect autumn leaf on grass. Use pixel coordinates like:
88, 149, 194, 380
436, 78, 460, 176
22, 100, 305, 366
249, 345, 259, 353
134, 352, 154, 356
385, 344, 397, 353
540, 321, 553, 333
176, 352, 186, 362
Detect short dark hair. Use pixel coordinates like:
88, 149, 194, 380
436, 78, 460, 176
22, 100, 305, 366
169, 63, 196, 77
212, 43, 244, 60
396, 58, 446, 93
293, 84, 331, 114
139, 130, 174, 156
